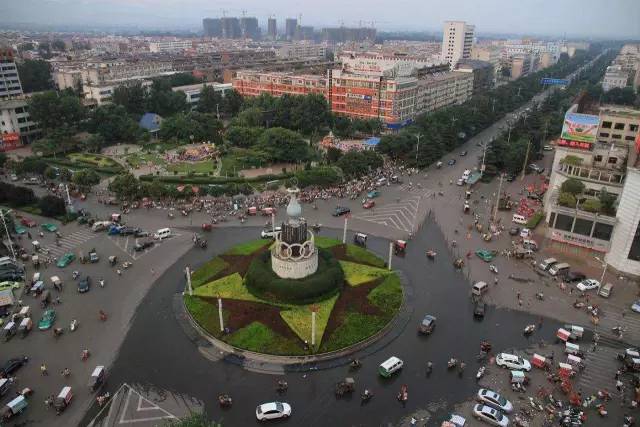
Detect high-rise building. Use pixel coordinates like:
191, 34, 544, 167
240, 17, 260, 39
0, 49, 23, 99
441, 20, 474, 69
267, 18, 277, 40
222, 17, 241, 39
285, 18, 298, 40
320, 27, 376, 43
203, 18, 222, 37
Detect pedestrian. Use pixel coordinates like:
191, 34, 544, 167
40, 364, 48, 376
617, 379, 623, 392
151, 268, 155, 275
494, 277, 499, 285
616, 369, 622, 380
517, 292, 521, 300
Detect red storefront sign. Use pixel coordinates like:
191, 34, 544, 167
556, 138, 592, 151
0, 132, 22, 151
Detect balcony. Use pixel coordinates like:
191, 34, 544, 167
557, 163, 625, 186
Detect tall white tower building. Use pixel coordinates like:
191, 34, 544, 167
441, 21, 475, 70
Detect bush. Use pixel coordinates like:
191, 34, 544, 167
0, 183, 36, 207
581, 199, 601, 213
557, 192, 577, 207
560, 178, 585, 196
296, 166, 342, 188
39, 195, 66, 217
525, 211, 544, 229
244, 249, 344, 305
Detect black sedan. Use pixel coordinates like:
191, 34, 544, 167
474, 301, 486, 319
1, 356, 28, 377
119, 227, 142, 236
459, 151, 468, 156
447, 159, 457, 166
332, 206, 351, 217
566, 271, 586, 283
78, 276, 91, 293
134, 240, 155, 252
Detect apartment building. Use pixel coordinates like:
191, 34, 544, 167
171, 82, 233, 107
455, 60, 493, 92
602, 65, 629, 92
0, 49, 23, 99
441, 21, 474, 69
0, 98, 40, 146
275, 44, 327, 60
267, 18, 277, 40
149, 40, 194, 53
339, 51, 446, 75
285, 19, 298, 40
415, 71, 473, 114
597, 105, 640, 144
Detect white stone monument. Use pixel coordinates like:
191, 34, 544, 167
271, 186, 318, 279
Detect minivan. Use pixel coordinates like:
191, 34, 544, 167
549, 262, 570, 277
539, 258, 557, 271
154, 228, 171, 240
598, 283, 613, 298
472, 281, 489, 296
379, 356, 403, 377
522, 239, 538, 251
512, 214, 527, 225
462, 170, 471, 181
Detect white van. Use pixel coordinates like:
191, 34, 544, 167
91, 221, 111, 232
522, 239, 538, 251
598, 283, 613, 298
512, 214, 527, 225
472, 281, 489, 296
379, 356, 403, 378
462, 170, 471, 181
154, 228, 171, 240
539, 258, 557, 271
549, 262, 570, 277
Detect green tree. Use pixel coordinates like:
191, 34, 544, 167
602, 87, 636, 106
38, 195, 66, 217
112, 83, 147, 116
221, 89, 243, 116
336, 150, 383, 178
29, 91, 85, 132
51, 39, 66, 51
145, 87, 188, 117
326, 147, 342, 163
108, 173, 141, 200
43, 166, 58, 180
16, 157, 48, 175
197, 85, 223, 114
0, 152, 7, 169
232, 108, 264, 127
159, 112, 223, 144
0, 209, 15, 239
72, 169, 100, 189
226, 126, 263, 148
557, 192, 577, 207
560, 178, 585, 196
598, 187, 617, 215
581, 199, 601, 213
16, 60, 52, 93
82, 134, 106, 153
257, 128, 312, 163
88, 104, 141, 144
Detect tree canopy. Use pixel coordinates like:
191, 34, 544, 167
257, 127, 312, 163
28, 91, 85, 132
87, 104, 141, 144
16, 60, 52, 93
159, 112, 223, 144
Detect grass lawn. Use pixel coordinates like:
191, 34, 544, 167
167, 160, 217, 174
192, 257, 229, 288
320, 311, 388, 352
346, 244, 386, 268
226, 321, 304, 355
184, 295, 226, 337
125, 152, 166, 169
339, 260, 391, 287
143, 141, 181, 153
68, 153, 119, 168
280, 294, 338, 351
223, 239, 269, 256
368, 273, 403, 315
193, 273, 262, 303
314, 236, 342, 249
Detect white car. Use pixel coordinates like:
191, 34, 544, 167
631, 300, 640, 314
543, 145, 553, 151
576, 279, 600, 292
260, 227, 282, 239
495, 353, 531, 371
473, 404, 509, 427
256, 402, 291, 421
456, 178, 465, 186
477, 389, 513, 413
520, 228, 531, 238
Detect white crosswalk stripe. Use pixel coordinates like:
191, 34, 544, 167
576, 346, 619, 395
354, 195, 425, 232
42, 230, 97, 257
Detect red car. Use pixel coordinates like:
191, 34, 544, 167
362, 200, 375, 209
21, 218, 36, 227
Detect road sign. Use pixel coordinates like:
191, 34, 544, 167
541, 78, 569, 86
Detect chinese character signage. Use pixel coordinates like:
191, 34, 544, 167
557, 138, 593, 151
561, 112, 599, 144
541, 78, 569, 86
0, 132, 21, 151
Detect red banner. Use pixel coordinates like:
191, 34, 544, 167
556, 138, 592, 151
635, 132, 640, 154
0, 132, 22, 151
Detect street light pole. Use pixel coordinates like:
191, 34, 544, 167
415, 133, 422, 164
480, 142, 488, 177
520, 140, 532, 181
0, 209, 15, 260
595, 256, 608, 288
492, 173, 504, 222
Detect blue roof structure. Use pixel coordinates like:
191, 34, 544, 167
364, 137, 380, 147
139, 113, 162, 133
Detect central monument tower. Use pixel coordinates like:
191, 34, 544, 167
271, 186, 318, 279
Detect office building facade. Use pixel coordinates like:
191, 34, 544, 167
0, 49, 23, 100
441, 21, 474, 69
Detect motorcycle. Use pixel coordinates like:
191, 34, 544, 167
489, 264, 498, 274
426, 362, 433, 376
70, 319, 78, 332
536, 292, 544, 300
99, 279, 105, 288
72, 271, 79, 280
81, 349, 90, 361
276, 380, 288, 393
523, 324, 536, 336
53, 327, 64, 338
349, 359, 362, 370
447, 358, 458, 369
458, 362, 466, 377
476, 366, 486, 380
361, 390, 373, 404
97, 392, 110, 407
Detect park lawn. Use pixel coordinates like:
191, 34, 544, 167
194, 273, 262, 303
314, 236, 342, 249
345, 244, 386, 268
184, 295, 227, 337
125, 152, 166, 169
167, 160, 216, 174
226, 321, 304, 355
367, 273, 403, 315
192, 257, 229, 288
279, 294, 338, 351
339, 260, 391, 287
320, 311, 388, 352
68, 153, 119, 168
223, 239, 270, 256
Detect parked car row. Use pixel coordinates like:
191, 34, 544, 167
537, 257, 612, 297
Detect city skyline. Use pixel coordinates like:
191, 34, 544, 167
2, 0, 639, 39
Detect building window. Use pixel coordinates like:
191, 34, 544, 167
626, 136, 636, 141
573, 218, 593, 236
630, 124, 639, 132
612, 134, 622, 139
614, 123, 625, 130
593, 222, 613, 241
602, 121, 612, 129
628, 221, 640, 261
599, 133, 609, 138
554, 213, 574, 232
608, 157, 618, 164
594, 155, 603, 162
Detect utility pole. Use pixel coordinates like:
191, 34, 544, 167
218, 297, 224, 332
492, 173, 504, 223
185, 266, 192, 296
507, 123, 512, 144
388, 241, 393, 271
480, 142, 488, 177
491, 98, 496, 113
342, 216, 348, 244
520, 140, 532, 181
0, 210, 15, 260
415, 133, 422, 164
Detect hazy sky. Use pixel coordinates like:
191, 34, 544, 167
3, 0, 640, 38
